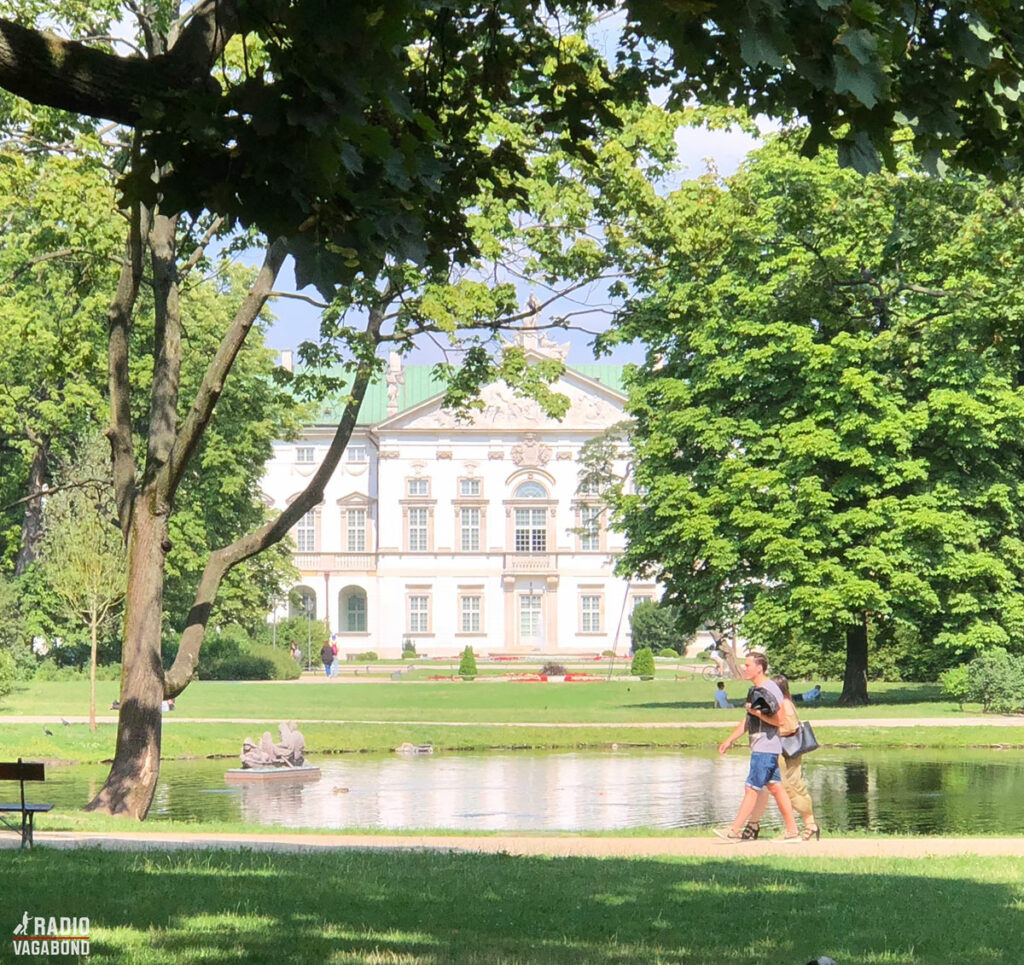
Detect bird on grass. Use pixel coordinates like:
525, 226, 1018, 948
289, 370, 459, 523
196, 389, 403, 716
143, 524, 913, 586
60, 718, 70, 726
43, 728, 53, 736
807, 958, 837, 965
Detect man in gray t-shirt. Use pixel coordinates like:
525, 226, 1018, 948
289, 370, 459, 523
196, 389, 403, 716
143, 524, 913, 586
714, 653, 799, 841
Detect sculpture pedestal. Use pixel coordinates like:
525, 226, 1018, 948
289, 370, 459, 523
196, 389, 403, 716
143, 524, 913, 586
225, 765, 321, 783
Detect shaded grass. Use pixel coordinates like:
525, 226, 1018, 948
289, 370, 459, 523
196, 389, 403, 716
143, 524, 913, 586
3, 847, 1023, 964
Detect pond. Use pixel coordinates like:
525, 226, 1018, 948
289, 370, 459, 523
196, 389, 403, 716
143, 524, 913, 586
45, 748, 1024, 834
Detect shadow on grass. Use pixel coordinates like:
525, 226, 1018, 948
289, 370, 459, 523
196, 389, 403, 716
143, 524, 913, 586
5, 848, 1022, 964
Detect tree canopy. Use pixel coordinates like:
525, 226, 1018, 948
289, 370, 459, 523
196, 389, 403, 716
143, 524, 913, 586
611, 135, 1024, 703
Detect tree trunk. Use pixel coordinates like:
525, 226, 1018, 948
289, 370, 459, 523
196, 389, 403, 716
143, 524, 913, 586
14, 442, 47, 575
89, 613, 98, 732
838, 613, 870, 706
84, 495, 167, 818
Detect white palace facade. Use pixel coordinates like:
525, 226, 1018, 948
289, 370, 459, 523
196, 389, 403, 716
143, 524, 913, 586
261, 326, 658, 658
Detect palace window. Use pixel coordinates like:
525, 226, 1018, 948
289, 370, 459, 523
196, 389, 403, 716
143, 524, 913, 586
579, 505, 601, 551
295, 510, 316, 552
514, 508, 547, 552
346, 508, 366, 552
296, 446, 315, 464
408, 595, 430, 633
460, 507, 481, 551
408, 507, 429, 551
460, 595, 482, 633
408, 478, 429, 496
581, 594, 602, 633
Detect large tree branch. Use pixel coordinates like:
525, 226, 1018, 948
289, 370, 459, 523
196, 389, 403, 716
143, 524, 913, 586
166, 237, 287, 496
106, 190, 149, 537
144, 210, 182, 502
164, 297, 388, 696
0, 0, 238, 125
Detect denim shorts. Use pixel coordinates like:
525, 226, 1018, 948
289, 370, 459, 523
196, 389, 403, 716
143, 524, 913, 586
746, 751, 781, 790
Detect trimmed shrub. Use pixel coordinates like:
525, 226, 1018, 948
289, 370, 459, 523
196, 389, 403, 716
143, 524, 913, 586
354, 651, 378, 661
459, 646, 478, 678
657, 647, 679, 658
630, 646, 656, 677
540, 661, 567, 677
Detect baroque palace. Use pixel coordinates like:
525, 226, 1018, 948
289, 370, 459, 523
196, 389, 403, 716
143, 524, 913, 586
261, 318, 657, 658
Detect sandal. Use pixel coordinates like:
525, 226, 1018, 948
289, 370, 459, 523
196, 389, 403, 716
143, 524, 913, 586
740, 821, 760, 841
801, 824, 821, 841
712, 828, 744, 841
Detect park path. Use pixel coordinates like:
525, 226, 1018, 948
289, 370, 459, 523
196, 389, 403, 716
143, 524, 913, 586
6, 829, 1024, 859
2, 714, 1023, 727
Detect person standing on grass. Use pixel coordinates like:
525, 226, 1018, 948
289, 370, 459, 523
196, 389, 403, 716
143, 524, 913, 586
715, 652, 801, 842
714, 681, 733, 709
320, 640, 334, 678
743, 674, 820, 841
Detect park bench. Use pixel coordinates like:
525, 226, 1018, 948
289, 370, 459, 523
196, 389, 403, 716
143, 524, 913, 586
0, 759, 53, 848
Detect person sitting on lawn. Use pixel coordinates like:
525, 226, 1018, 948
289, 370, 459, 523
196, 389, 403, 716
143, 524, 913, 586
799, 684, 822, 703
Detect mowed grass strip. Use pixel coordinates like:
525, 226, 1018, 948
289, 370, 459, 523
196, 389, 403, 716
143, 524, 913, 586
0, 678, 959, 723
3, 719, 1024, 771
4, 848, 1022, 964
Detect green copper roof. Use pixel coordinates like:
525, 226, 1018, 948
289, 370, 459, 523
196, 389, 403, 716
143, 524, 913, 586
310, 362, 625, 426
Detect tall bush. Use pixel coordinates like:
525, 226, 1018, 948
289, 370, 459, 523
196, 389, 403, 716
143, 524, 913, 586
630, 646, 655, 677
459, 646, 478, 678
965, 648, 1024, 713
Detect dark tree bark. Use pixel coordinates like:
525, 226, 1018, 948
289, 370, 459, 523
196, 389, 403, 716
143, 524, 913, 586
838, 613, 870, 706
84, 494, 168, 817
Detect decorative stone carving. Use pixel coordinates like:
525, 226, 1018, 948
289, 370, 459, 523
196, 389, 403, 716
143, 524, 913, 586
385, 352, 405, 416
401, 381, 620, 431
556, 451, 574, 460
488, 450, 504, 460
436, 450, 453, 459
240, 722, 306, 768
511, 433, 552, 468
379, 450, 400, 459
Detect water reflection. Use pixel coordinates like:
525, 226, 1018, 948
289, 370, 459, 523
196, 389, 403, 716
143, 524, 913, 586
39, 748, 1024, 835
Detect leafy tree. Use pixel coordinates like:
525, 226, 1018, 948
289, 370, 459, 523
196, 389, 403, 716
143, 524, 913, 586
458, 646, 477, 679
4, 1, 1024, 815
0, 145, 120, 572
628, 601, 683, 655
630, 646, 655, 678
38, 440, 126, 730
612, 136, 1024, 704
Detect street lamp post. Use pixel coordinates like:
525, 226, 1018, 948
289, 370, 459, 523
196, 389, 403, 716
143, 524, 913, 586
305, 597, 313, 672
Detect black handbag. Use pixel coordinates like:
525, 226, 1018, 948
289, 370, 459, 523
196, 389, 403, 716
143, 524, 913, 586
781, 721, 819, 759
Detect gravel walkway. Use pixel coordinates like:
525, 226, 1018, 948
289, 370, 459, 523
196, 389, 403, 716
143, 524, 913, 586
6, 830, 1024, 859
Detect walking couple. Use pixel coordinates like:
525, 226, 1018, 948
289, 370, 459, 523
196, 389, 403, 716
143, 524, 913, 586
715, 651, 820, 842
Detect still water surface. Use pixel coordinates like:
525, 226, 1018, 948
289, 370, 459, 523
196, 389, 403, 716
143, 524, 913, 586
45, 748, 1024, 834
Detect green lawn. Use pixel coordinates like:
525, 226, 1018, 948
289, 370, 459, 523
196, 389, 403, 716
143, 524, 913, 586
4, 848, 1022, 964
0, 677, 956, 723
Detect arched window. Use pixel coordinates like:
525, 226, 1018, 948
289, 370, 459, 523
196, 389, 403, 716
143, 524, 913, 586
339, 586, 368, 632
513, 480, 547, 499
